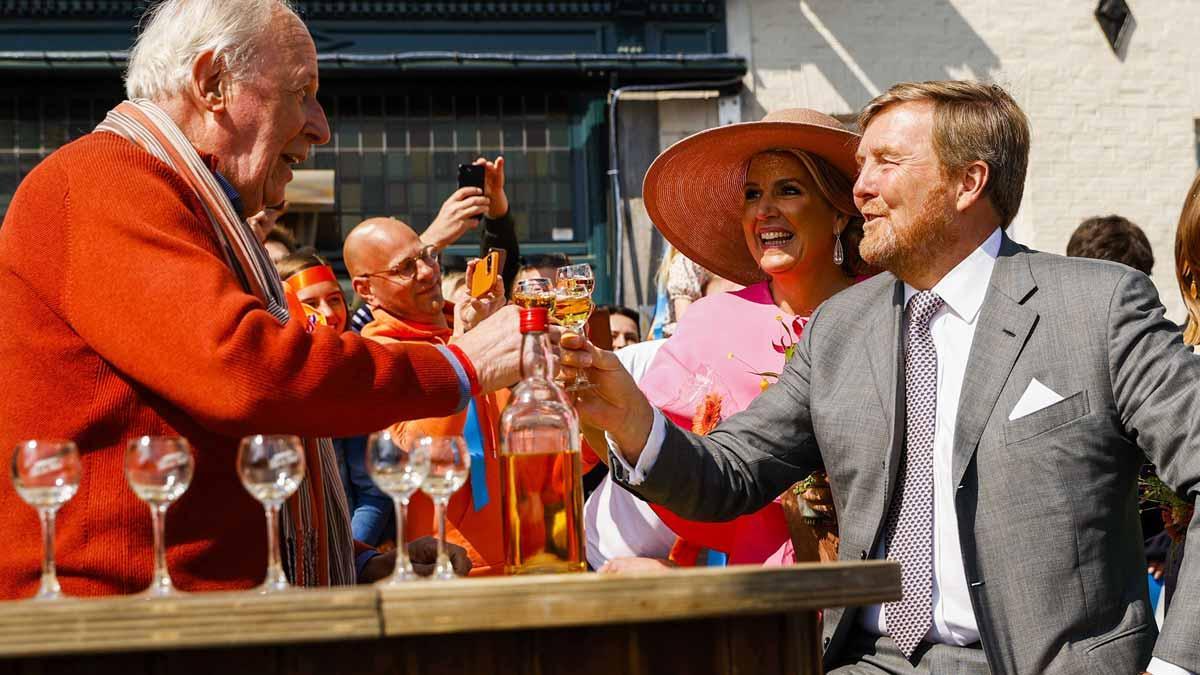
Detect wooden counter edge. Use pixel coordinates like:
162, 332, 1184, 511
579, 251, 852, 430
0, 586, 381, 658
381, 560, 901, 636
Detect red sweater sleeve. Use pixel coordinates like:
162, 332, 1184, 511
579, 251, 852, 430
9, 135, 464, 438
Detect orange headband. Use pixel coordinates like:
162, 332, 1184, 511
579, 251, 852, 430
284, 265, 338, 294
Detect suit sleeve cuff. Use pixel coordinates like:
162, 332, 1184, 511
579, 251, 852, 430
439, 344, 479, 410
1148, 657, 1194, 675
607, 408, 666, 486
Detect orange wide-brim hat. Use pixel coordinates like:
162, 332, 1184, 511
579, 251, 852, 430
643, 108, 861, 286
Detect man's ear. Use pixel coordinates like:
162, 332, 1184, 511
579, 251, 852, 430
189, 50, 228, 113
956, 160, 990, 213
351, 277, 376, 308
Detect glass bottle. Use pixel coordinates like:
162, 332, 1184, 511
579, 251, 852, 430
498, 306, 586, 574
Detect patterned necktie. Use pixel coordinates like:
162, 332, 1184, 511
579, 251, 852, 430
884, 290, 944, 658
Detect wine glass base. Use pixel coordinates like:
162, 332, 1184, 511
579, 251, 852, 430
432, 562, 458, 581
563, 381, 594, 392
29, 589, 63, 602
255, 580, 294, 595
136, 583, 185, 599
379, 568, 423, 585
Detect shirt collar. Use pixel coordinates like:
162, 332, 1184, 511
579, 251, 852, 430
210, 169, 245, 218
904, 227, 1002, 324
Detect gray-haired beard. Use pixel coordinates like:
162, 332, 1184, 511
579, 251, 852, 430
859, 184, 957, 282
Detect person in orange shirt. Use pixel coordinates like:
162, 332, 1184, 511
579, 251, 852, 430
345, 216, 511, 575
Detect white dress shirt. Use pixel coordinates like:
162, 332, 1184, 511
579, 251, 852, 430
856, 227, 1004, 645
612, 230, 1187, 674
585, 340, 676, 568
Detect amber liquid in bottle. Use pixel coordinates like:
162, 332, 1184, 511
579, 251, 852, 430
499, 307, 586, 575
500, 450, 586, 574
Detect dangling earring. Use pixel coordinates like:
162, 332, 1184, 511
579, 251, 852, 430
833, 229, 845, 266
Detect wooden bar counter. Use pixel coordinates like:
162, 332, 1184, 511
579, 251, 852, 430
0, 561, 899, 675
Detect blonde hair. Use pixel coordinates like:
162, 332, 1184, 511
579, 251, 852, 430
858, 80, 1030, 228
1175, 171, 1200, 345
125, 0, 296, 101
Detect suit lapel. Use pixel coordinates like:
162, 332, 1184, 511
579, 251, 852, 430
951, 235, 1039, 487
863, 280, 907, 515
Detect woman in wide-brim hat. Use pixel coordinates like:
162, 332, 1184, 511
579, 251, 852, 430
594, 109, 871, 572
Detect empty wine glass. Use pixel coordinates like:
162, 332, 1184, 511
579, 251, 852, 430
237, 435, 305, 593
554, 263, 596, 390
365, 430, 430, 584
125, 436, 193, 597
11, 440, 82, 601
417, 436, 470, 581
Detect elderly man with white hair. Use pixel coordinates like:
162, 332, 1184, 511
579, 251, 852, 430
0, 0, 527, 597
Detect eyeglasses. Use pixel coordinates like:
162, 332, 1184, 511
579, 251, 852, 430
357, 245, 440, 282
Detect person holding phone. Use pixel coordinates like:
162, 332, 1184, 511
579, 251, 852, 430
348, 156, 521, 332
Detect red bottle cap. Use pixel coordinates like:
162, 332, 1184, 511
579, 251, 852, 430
519, 307, 549, 333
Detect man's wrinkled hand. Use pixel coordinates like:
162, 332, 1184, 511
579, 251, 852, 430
451, 305, 561, 393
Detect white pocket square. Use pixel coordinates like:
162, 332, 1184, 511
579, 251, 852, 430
1009, 378, 1065, 421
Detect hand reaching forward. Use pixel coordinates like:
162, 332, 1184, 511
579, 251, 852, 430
421, 187, 490, 250
453, 259, 507, 336
558, 332, 655, 464
451, 305, 562, 393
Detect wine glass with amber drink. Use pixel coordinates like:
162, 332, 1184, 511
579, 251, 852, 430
553, 263, 595, 390
512, 277, 555, 311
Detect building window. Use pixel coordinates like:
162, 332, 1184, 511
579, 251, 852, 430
0, 91, 122, 217
299, 88, 581, 264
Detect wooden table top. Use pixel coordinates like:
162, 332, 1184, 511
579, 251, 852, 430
0, 561, 899, 658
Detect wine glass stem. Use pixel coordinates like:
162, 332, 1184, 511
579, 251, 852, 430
435, 498, 449, 570
37, 507, 60, 597
394, 496, 412, 574
150, 503, 172, 592
264, 503, 287, 588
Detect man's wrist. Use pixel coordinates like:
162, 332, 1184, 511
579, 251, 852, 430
613, 398, 655, 463
485, 196, 509, 221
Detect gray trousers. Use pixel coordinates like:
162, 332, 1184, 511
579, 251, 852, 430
827, 630, 990, 675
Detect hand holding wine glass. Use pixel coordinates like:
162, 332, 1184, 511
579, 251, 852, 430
11, 440, 82, 601
125, 436, 193, 597
366, 430, 430, 584
417, 436, 470, 581
237, 435, 305, 593
554, 263, 595, 390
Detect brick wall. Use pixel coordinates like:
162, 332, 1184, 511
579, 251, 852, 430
721, 0, 1200, 320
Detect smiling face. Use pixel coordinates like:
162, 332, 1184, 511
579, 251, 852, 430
349, 218, 445, 324
217, 7, 330, 215
853, 101, 956, 278
741, 151, 845, 279
295, 280, 347, 333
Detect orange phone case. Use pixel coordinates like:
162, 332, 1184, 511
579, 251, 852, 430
469, 250, 502, 298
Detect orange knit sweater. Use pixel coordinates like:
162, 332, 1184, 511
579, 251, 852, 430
0, 133, 467, 598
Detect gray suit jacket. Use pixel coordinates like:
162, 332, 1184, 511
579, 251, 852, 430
612, 236, 1200, 674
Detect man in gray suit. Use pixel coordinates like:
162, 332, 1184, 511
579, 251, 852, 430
563, 81, 1200, 674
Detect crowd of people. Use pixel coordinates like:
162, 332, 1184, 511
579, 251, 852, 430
0, 1, 1199, 674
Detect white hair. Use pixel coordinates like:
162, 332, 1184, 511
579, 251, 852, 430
124, 0, 297, 101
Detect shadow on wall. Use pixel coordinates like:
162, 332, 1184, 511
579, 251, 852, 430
744, 0, 1002, 121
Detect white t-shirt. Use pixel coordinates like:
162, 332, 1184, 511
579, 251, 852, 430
584, 339, 677, 569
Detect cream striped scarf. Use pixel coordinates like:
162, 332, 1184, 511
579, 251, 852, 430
96, 99, 356, 586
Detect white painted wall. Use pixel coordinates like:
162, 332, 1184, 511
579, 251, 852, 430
720, 0, 1200, 320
